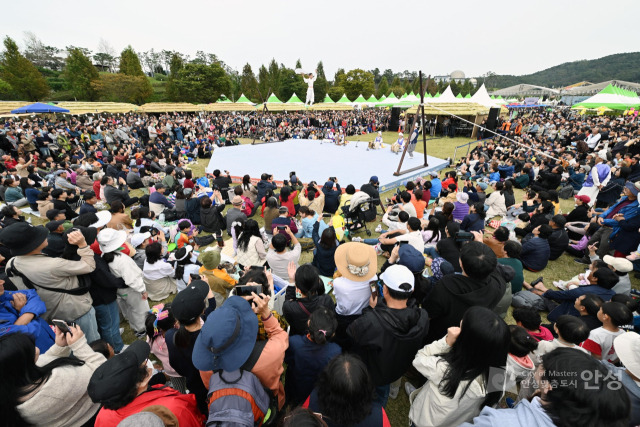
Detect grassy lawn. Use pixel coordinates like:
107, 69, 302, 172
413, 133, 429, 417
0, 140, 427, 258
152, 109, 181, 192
28, 134, 638, 426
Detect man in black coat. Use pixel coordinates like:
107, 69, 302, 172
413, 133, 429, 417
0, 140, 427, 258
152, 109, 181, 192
424, 241, 508, 344
347, 264, 429, 406
360, 175, 382, 218
531, 165, 563, 192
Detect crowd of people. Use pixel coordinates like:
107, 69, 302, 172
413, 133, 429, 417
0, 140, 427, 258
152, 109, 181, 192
0, 107, 639, 427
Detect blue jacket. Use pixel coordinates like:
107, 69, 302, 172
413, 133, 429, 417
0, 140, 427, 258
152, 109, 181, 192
498, 164, 514, 178
489, 171, 501, 182
430, 178, 442, 198
544, 285, 615, 322
0, 289, 55, 352
322, 183, 342, 214
567, 167, 585, 191
599, 196, 640, 239
520, 237, 550, 272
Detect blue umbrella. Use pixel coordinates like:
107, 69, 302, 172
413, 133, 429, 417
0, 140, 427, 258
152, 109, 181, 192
10, 102, 70, 114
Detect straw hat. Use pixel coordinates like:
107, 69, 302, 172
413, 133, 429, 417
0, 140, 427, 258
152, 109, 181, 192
334, 242, 377, 281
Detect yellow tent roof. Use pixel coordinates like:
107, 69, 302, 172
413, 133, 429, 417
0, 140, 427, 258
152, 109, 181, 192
254, 103, 306, 111
141, 103, 203, 113
309, 103, 354, 111
56, 102, 139, 114
202, 103, 257, 112
405, 102, 492, 116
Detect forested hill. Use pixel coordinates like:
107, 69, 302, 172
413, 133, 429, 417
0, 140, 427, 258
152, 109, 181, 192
491, 52, 640, 88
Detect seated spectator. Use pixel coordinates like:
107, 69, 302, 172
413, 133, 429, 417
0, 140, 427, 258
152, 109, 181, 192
483, 226, 509, 258
407, 307, 510, 426
520, 224, 552, 272
284, 306, 341, 406
236, 219, 268, 269
284, 263, 335, 336
79, 190, 98, 215
311, 219, 338, 277
485, 181, 507, 219
225, 196, 248, 236
322, 180, 342, 214
304, 354, 392, 426
506, 325, 538, 402
144, 304, 184, 392
348, 264, 429, 406
377, 217, 424, 253
102, 175, 139, 208
193, 295, 288, 410
199, 190, 225, 236
165, 280, 215, 414
125, 165, 143, 189
88, 340, 204, 426
452, 192, 470, 222
498, 240, 524, 294
142, 242, 178, 301
148, 183, 173, 216
0, 278, 55, 352
106, 200, 134, 230
547, 214, 569, 260
513, 307, 553, 342
461, 348, 631, 427
602, 332, 640, 426
51, 188, 78, 220
173, 245, 202, 291
271, 206, 298, 240
515, 200, 555, 238
267, 227, 301, 280
580, 301, 632, 362
460, 202, 486, 232
199, 250, 236, 306
532, 315, 590, 365
42, 219, 66, 257
514, 167, 530, 189
1, 326, 105, 427
424, 241, 508, 343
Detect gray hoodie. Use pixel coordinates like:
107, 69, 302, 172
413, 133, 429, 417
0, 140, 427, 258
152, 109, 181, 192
459, 397, 555, 427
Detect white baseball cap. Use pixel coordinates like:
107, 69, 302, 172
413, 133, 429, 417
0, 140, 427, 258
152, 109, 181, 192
131, 232, 151, 248
90, 211, 112, 229
614, 332, 640, 379
380, 264, 414, 292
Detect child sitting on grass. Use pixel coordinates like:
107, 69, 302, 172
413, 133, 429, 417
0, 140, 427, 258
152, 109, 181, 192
532, 315, 590, 365
506, 325, 539, 402
512, 307, 553, 342
553, 259, 607, 290
580, 302, 633, 363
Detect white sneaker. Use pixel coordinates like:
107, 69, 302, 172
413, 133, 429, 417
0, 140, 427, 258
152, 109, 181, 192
375, 224, 383, 233
351, 237, 364, 243
405, 382, 417, 397
389, 383, 400, 399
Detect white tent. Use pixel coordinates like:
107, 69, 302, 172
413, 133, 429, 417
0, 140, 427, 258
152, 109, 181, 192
437, 86, 459, 103
470, 84, 501, 108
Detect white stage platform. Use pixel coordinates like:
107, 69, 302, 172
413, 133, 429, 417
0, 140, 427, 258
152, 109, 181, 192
205, 139, 449, 192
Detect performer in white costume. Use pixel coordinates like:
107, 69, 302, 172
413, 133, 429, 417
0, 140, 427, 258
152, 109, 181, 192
303, 70, 317, 106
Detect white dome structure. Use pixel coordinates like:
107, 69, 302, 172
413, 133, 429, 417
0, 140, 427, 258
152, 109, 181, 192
450, 70, 465, 80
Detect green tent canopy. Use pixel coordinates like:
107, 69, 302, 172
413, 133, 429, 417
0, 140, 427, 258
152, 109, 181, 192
353, 94, 367, 103
265, 93, 283, 103
366, 94, 378, 103
379, 94, 387, 101
235, 93, 253, 104
337, 93, 351, 103
323, 94, 335, 103
216, 94, 232, 103
572, 83, 640, 111
456, 93, 463, 99
464, 94, 471, 98
400, 93, 408, 99
286, 92, 304, 104
434, 92, 441, 98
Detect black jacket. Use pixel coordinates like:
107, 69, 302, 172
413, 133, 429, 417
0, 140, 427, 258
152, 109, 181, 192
596, 177, 625, 206
282, 286, 336, 336
565, 204, 589, 223
347, 303, 429, 386
256, 180, 277, 205
199, 204, 225, 234
52, 199, 78, 220
424, 269, 506, 343
548, 228, 569, 260
89, 254, 125, 306
322, 184, 342, 214
104, 185, 129, 205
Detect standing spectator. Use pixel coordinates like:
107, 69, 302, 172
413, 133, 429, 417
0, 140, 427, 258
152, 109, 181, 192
322, 179, 342, 214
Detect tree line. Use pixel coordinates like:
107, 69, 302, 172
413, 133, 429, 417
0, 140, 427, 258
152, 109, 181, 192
0, 33, 482, 104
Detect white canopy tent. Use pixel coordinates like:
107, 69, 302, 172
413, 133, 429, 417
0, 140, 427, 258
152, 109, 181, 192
470, 84, 501, 108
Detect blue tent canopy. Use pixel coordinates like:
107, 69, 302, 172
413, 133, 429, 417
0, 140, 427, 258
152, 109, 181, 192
10, 102, 70, 114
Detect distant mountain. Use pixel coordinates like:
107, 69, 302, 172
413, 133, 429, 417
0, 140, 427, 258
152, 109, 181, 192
490, 52, 640, 89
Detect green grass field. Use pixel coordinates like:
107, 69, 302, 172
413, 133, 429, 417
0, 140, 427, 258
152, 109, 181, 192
29, 133, 638, 426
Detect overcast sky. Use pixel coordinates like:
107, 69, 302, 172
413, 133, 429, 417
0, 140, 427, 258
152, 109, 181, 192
3, 0, 637, 79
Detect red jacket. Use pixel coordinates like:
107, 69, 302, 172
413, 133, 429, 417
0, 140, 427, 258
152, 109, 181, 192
94, 386, 205, 427
93, 180, 101, 200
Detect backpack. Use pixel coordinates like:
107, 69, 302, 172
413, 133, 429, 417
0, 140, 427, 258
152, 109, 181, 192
206, 369, 276, 427
558, 185, 574, 200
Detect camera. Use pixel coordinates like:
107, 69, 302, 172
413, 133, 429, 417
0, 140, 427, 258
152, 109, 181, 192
140, 226, 159, 237
289, 171, 296, 177
329, 177, 336, 182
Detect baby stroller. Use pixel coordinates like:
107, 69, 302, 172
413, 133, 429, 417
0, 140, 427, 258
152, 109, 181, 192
342, 192, 375, 238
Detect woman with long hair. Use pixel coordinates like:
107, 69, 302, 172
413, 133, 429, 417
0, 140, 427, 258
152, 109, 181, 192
407, 306, 510, 426
263, 196, 280, 236
242, 174, 258, 204
305, 353, 391, 426
0, 327, 105, 427
235, 219, 267, 269
460, 202, 487, 232
421, 216, 442, 248
280, 186, 298, 217
312, 222, 338, 277
283, 264, 336, 335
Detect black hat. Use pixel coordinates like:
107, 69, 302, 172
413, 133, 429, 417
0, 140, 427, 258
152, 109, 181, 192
45, 220, 65, 232
63, 225, 97, 246
88, 340, 150, 404
46, 209, 64, 221
170, 280, 209, 324
0, 223, 49, 256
